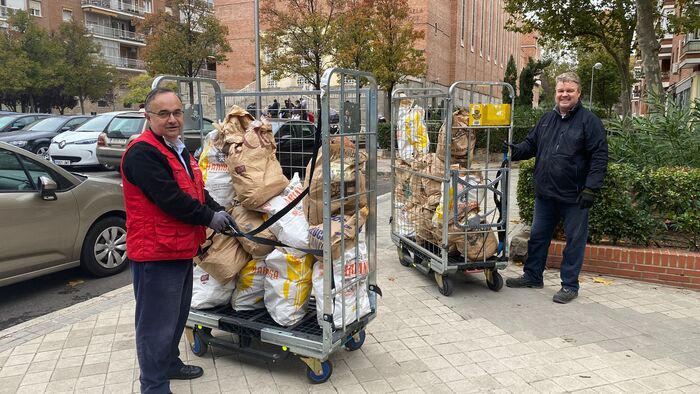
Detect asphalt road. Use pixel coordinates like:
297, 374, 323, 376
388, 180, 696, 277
0, 170, 392, 331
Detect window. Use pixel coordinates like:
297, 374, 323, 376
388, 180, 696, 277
470, 0, 477, 51
62, 9, 72, 22
297, 75, 305, 87
0, 150, 31, 191
267, 73, 278, 88
487, 0, 492, 60
29, 1, 41, 17
460, 0, 466, 46
64, 118, 88, 131
480, 0, 485, 56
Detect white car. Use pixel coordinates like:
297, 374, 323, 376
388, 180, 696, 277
48, 111, 139, 168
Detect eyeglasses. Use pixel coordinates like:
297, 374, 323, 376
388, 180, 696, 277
148, 110, 184, 119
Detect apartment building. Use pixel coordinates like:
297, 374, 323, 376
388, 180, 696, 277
633, 0, 700, 115
215, 0, 537, 106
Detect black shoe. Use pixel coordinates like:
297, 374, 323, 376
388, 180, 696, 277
553, 288, 578, 304
168, 365, 204, 380
505, 275, 544, 289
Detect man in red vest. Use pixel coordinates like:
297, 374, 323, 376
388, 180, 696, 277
121, 88, 233, 393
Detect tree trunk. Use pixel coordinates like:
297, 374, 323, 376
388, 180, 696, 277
636, 0, 664, 101
616, 56, 633, 118
385, 83, 394, 124
79, 97, 85, 115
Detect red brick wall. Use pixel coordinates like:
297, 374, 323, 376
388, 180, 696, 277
546, 241, 700, 290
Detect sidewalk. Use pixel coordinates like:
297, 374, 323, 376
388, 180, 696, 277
1, 195, 700, 393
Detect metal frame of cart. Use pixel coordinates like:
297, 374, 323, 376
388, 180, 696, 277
152, 67, 379, 384
390, 81, 515, 296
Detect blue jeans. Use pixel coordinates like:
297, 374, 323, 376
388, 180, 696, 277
523, 196, 589, 291
131, 260, 193, 394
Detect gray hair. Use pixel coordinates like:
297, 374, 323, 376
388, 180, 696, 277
556, 72, 581, 91
144, 88, 182, 112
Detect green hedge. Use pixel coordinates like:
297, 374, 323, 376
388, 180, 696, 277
517, 159, 700, 249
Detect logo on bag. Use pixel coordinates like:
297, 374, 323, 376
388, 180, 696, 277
235, 165, 246, 174
200, 274, 209, 283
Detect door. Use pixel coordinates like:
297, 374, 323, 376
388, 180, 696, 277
0, 147, 80, 281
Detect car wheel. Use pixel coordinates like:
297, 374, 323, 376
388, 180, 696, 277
81, 216, 128, 277
34, 144, 50, 160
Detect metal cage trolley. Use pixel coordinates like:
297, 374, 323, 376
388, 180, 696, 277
390, 81, 515, 296
152, 68, 379, 383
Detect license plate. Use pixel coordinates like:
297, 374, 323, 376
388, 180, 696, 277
53, 159, 71, 165
109, 138, 128, 145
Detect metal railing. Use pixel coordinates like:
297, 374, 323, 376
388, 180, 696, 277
681, 39, 700, 56
85, 23, 145, 42
81, 0, 150, 17
197, 69, 217, 78
103, 55, 146, 70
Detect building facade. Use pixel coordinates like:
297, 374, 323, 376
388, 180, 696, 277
215, 0, 537, 105
633, 0, 700, 115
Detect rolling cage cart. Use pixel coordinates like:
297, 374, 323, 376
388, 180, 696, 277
152, 68, 379, 384
390, 81, 515, 296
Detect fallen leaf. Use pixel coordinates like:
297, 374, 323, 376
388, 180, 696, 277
387, 276, 396, 282
592, 277, 613, 285
68, 280, 84, 287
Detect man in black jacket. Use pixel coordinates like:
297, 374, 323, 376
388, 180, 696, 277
504, 72, 608, 304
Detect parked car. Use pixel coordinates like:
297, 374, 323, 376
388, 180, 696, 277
97, 114, 215, 168
0, 115, 91, 159
96, 112, 148, 169
271, 119, 317, 179
0, 141, 127, 287
48, 111, 138, 168
0, 111, 19, 117
0, 114, 51, 133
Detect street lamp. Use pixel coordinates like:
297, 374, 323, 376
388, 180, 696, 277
589, 62, 603, 108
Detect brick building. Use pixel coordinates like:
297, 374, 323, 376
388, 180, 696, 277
215, 0, 538, 104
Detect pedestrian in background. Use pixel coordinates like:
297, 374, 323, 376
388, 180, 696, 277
121, 88, 234, 393
504, 71, 608, 304
299, 96, 307, 120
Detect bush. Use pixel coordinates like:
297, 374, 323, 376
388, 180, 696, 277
517, 160, 699, 249
377, 122, 392, 150
479, 104, 547, 152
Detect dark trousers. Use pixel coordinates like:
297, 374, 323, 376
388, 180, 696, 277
523, 196, 589, 291
131, 259, 193, 394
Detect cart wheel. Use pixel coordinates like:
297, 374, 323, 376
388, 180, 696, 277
306, 360, 333, 384
486, 270, 504, 292
435, 273, 454, 296
397, 247, 410, 267
344, 330, 366, 351
190, 330, 208, 357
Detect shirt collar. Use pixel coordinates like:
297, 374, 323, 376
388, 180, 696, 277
162, 136, 185, 154
553, 100, 582, 119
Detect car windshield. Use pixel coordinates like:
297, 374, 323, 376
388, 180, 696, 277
0, 117, 17, 128
106, 117, 145, 138
75, 114, 113, 132
26, 117, 66, 132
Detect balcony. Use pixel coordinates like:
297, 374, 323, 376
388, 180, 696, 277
661, 71, 670, 80
81, 0, 150, 19
85, 23, 145, 44
678, 39, 700, 69
0, 5, 22, 20
198, 69, 217, 79
103, 55, 146, 71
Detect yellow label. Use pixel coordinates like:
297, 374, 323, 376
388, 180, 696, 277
284, 254, 314, 307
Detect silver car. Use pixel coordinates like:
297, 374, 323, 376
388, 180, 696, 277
0, 142, 127, 287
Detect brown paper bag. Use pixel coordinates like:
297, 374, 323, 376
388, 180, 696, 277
226, 119, 289, 210
197, 233, 252, 284
213, 105, 256, 150
308, 207, 369, 261
435, 108, 475, 168
230, 204, 277, 257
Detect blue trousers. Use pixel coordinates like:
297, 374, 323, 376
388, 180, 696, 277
131, 260, 193, 394
523, 197, 589, 291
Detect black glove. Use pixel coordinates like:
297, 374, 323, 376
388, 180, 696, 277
209, 211, 234, 233
502, 140, 517, 156
577, 188, 596, 209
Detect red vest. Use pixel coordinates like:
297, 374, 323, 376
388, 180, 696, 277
121, 130, 207, 261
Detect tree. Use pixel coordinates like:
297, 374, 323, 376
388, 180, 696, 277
3, 11, 63, 112
333, 0, 376, 73
0, 28, 32, 111
502, 55, 518, 104
369, 0, 426, 122
517, 58, 550, 108
576, 47, 622, 114
504, 0, 636, 117
261, 0, 344, 114
57, 21, 116, 114
123, 74, 154, 108
141, 0, 230, 100
635, 0, 663, 102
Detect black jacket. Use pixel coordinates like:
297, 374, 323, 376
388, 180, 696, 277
122, 135, 223, 226
512, 101, 608, 203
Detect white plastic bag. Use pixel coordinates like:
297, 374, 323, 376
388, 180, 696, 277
264, 249, 314, 326
231, 259, 266, 311
396, 100, 429, 162
198, 130, 236, 208
432, 174, 485, 226
191, 265, 236, 309
395, 202, 415, 237
258, 173, 309, 256
312, 242, 371, 328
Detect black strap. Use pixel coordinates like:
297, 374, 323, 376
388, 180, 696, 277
492, 158, 509, 246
